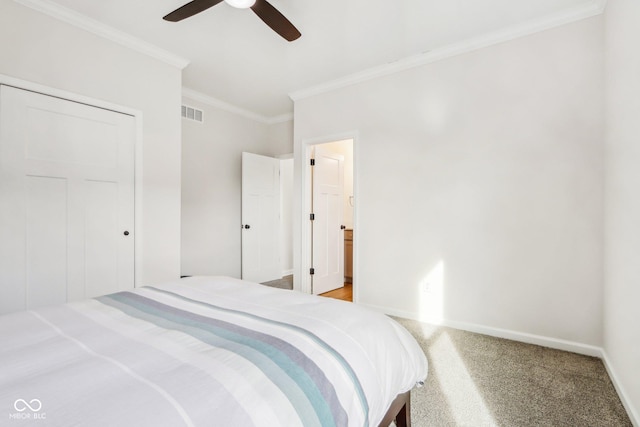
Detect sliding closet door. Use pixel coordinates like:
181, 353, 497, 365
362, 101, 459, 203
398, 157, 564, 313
0, 85, 135, 314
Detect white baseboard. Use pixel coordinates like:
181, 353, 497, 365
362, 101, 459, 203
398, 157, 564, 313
601, 351, 640, 427
360, 302, 637, 424
441, 319, 603, 357
360, 302, 602, 356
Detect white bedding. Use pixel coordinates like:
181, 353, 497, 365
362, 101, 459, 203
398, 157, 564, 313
0, 276, 427, 426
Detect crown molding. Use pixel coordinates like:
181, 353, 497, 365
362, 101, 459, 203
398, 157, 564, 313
290, 0, 607, 102
12, 0, 190, 69
268, 112, 295, 124
182, 87, 293, 124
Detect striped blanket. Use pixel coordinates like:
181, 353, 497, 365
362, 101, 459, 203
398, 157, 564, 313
0, 276, 428, 426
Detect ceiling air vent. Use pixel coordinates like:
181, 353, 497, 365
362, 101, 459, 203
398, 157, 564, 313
181, 105, 204, 123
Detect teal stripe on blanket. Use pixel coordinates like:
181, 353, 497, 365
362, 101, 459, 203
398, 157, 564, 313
98, 291, 358, 427
146, 286, 370, 426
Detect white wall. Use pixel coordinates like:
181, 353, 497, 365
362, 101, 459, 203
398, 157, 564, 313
269, 119, 294, 155
181, 99, 292, 277
294, 17, 604, 346
0, 0, 183, 285
604, 0, 640, 423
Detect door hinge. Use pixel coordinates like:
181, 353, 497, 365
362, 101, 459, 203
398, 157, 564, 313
310, 268, 315, 275
310, 158, 315, 166
310, 213, 315, 221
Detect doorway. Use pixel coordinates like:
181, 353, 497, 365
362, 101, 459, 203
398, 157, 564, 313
241, 153, 295, 287
309, 139, 354, 301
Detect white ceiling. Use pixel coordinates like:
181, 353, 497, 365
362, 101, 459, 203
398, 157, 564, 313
27, 0, 598, 119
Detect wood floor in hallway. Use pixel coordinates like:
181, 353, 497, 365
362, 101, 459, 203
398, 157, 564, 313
261, 276, 353, 302
319, 283, 352, 302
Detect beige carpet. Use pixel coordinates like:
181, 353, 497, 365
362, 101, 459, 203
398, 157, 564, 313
261, 275, 294, 290
395, 318, 632, 426
259, 279, 631, 425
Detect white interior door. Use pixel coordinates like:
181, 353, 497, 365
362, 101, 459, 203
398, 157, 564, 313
241, 152, 281, 283
0, 85, 135, 315
312, 146, 344, 295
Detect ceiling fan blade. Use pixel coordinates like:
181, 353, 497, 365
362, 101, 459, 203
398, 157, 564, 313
163, 0, 224, 22
250, 0, 301, 42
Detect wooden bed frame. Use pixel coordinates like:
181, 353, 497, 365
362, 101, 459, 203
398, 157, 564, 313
378, 391, 411, 427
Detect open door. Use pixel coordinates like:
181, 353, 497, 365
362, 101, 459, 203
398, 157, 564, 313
311, 146, 344, 295
241, 152, 281, 283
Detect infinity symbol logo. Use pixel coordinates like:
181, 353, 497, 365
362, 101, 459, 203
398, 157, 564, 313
14, 399, 42, 412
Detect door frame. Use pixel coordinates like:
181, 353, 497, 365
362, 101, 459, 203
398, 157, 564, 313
297, 131, 358, 302
0, 74, 143, 286
276, 153, 295, 278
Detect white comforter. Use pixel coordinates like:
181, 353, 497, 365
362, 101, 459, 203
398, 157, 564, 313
0, 276, 427, 426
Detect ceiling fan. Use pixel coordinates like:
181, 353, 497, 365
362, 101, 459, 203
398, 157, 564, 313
163, 0, 301, 42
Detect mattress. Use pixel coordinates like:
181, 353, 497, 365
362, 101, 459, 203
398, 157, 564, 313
0, 276, 428, 426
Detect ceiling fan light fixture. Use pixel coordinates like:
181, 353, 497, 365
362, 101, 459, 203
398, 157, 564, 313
225, 0, 256, 9
164, 0, 300, 41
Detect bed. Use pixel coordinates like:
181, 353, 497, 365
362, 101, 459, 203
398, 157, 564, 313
0, 276, 428, 426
